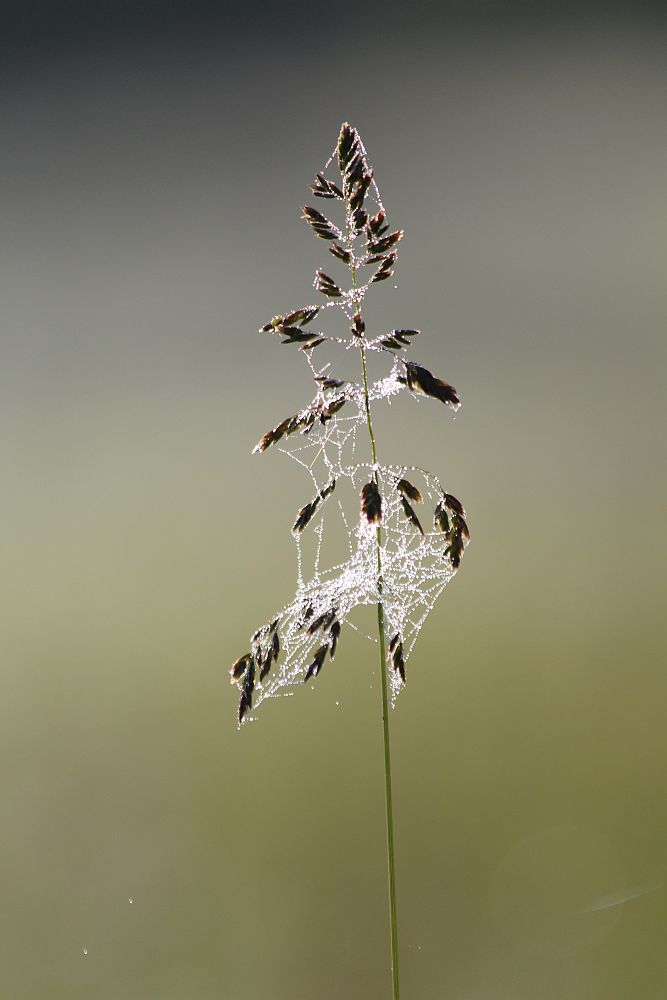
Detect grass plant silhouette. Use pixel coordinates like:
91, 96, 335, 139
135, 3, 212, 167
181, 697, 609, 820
231, 123, 470, 999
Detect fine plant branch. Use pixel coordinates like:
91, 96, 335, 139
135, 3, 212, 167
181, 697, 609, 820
230, 123, 470, 999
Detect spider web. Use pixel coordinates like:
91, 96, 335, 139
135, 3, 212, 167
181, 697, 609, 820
239, 353, 466, 720
232, 130, 469, 722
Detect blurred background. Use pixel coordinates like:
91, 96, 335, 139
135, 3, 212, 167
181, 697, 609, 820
1, 2, 666, 997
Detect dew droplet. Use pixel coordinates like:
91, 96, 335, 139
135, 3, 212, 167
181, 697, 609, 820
82, 947, 88, 956
128, 897, 134, 905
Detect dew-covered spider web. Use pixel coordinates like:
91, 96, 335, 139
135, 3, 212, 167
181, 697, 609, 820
231, 124, 469, 724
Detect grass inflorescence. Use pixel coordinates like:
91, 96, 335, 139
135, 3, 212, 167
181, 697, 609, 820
230, 124, 470, 1000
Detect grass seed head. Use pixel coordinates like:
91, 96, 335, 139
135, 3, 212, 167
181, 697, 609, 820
232, 123, 470, 724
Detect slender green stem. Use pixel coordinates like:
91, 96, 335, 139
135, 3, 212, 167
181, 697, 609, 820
351, 244, 400, 999
362, 348, 401, 1000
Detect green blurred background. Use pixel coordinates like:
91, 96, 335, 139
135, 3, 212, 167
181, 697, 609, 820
2, 2, 666, 997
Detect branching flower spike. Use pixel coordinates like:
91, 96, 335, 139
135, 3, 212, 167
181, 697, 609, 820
231, 124, 470, 1000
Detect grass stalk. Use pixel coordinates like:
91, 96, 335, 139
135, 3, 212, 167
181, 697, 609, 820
234, 122, 470, 1000
355, 273, 400, 999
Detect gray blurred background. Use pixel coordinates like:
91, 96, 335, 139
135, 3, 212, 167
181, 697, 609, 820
1, 2, 666, 997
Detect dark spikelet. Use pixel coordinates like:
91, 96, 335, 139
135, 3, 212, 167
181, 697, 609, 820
254, 417, 290, 453
371, 252, 397, 283
400, 494, 424, 535
246, 658, 257, 691
230, 652, 252, 681
308, 608, 338, 634
391, 641, 405, 683
368, 230, 404, 255
293, 498, 318, 533
292, 479, 336, 533
349, 170, 373, 212
367, 209, 387, 236
329, 242, 352, 264
352, 207, 368, 231
272, 629, 280, 661
347, 153, 365, 187
255, 395, 345, 455
329, 620, 341, 659
352, 312, 365, 336
296, 605, 313, 631
443, 492, 465, 518
309, 174, 335, 199
259, 315, 284, 333
387, 330, 419, 347
280, 326, 322, 345
302, 206, 342, 241
315, 375, 346, 390
300, 337, 325, 351
253, 412, 303, 453
348, 186, 363, 214
322, 396, 346, 420
337, 126, 369, 200
445, 530, 465, 569
299, 307, 320, 326
361, 480, 382, 524
389, 632, 400, 653
396, 478, 423, 503
266, 307, 321, 332
404, 362, 460, 410
304, 643, 329, 681
434, 500, 450, 534
381, 337, 402, 349
437, 494, 470, 569
315, 270, 342, 297
259, 648, 273, 681
337, 123, 357, 174
309, 172, 344, 200
300, 411, 316, 435
239, 659, 256, 723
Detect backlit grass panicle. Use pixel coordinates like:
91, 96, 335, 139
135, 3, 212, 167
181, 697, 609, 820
230, 123, 471, 1000
234, 119, 469, 721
